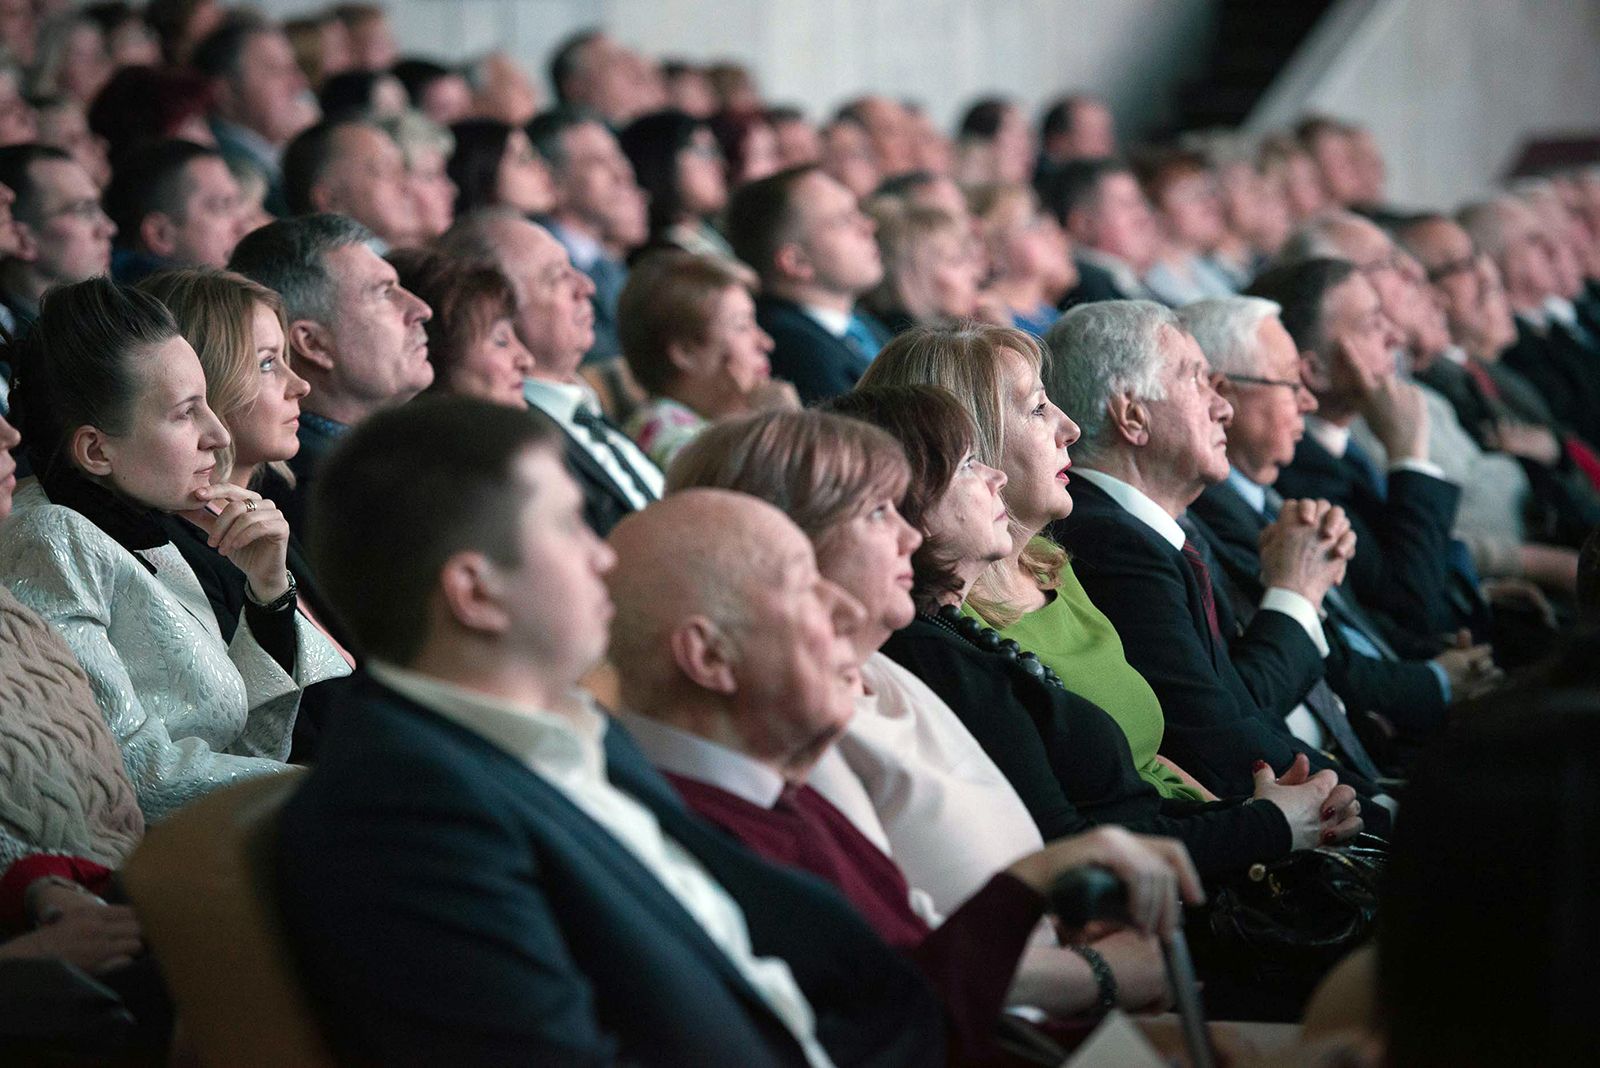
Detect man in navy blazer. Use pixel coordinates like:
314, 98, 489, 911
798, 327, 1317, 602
277, 398, 943, 1066
727, 165, 890, 403
1042, 300, 1390, 827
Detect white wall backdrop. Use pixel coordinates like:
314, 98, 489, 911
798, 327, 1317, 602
254, 0, 1218, 138
1251, 0, 1600, 209
254, 0, 1600, 209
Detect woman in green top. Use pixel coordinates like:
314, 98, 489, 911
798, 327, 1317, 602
858, 323, 1210, 801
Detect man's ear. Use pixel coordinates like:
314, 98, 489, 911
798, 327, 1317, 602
436, 551, 511, 636
11, 219, 39, 265
307, 179, 339, 215
1299, 348, 1332, 395
140, 212, 179, 259
288, 318, 336, 373
69, 425, 115, 477
1105, 390, 1151, 448
772, 240, 812, 284
669, 615, 738, 695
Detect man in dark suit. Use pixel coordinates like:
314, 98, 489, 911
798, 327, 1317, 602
230, 213, 435, 540
726, 165, 890, 403
1181, 296, 1496, 752
440, 208, 663, 535
1042, 299, 1390, 822
1248, 258, 1470, 645
1034, 157, 1160, 308
279, 397, 945, 1066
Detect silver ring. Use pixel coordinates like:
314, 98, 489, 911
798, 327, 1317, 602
244, 499, 258, 512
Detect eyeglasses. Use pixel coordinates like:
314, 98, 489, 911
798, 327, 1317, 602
1425, 254, 1478, 285
37, 198, 107, 223
1354, 251, 1406, 277
1223, 372, 1310, 398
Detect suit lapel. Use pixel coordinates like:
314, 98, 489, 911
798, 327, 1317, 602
558, 423, 636, 511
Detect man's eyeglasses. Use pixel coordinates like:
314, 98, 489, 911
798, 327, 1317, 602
1223, 372, 1310, 398
1425, 254, 1479, 285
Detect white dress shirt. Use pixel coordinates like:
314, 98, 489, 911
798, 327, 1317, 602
523, 376, 665, 509
368, 663, 835, 1068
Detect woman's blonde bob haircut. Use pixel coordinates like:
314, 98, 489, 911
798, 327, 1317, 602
858, 321, 1067, 626
137, 267, 293, 486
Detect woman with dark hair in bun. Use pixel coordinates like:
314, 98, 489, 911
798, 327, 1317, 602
0, 277, 347, 821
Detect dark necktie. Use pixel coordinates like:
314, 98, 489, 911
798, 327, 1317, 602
571, 405, 658, 504
1302, 680, 1385, 782
1180, 539, 1224, 643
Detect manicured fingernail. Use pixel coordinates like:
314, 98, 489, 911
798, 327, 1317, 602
1321, 808, 1335, 820
1251, 760, 1268, 772
1322, 831, 1336, 843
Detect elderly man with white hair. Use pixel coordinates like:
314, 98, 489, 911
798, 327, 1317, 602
1042, 299, 1390, 828
1183, 296, 1496, 758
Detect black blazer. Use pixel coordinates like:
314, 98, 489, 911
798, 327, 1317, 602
1501, 319, 1600, 451
1188, 481, 1448, 738
275, 676, 944, 1067
880, 617, 1292, 879
1057, 258, 1130, 311
754, 296, 885, 405
1046, 477, 1379, 804
556, 422, 641, 537
1273, 431, 1463, 641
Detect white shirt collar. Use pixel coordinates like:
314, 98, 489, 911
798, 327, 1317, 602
1225, 466, 1268, 514
523, 375, 597, 422
1305, 416, 1350, 459
800, 304, 853, 339
368, 661, 609, 777
617, 711, 787, 808
1441, 344, 1468, 366
547, 220, 606, 272
1547, 295, 1580, 328
1075, 467, 1186, 551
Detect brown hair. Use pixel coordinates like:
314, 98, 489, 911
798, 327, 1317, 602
859, 322, 1066, 625
386, 248, 518, 397
617, 251, 753, 395
136, 267, 290, 484
821, 384, 978, 610
862, 202, 966, 321
666, 408, 910, 559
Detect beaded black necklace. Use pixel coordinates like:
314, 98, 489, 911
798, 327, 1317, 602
920, 603, 1066, 690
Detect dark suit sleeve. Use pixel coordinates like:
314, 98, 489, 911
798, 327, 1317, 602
1324, 637, 1447, 737
758, 312, 861, 405
1226, 610, 1325, 719
1054, 513, 1305, 798
1354, 468, 1462, 637
276, 755, 620, 1067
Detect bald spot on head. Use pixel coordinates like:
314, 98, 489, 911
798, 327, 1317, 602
605, 489, 811, 701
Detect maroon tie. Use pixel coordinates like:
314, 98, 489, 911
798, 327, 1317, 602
1181, 539, 1224, 643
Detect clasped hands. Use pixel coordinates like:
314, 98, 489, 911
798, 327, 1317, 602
1258, 498, 1356, 606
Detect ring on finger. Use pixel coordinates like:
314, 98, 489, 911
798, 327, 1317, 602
244, 499, 258, 512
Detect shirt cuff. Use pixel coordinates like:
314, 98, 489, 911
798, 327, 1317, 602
1388, 458, 1447, 481
1427, 659, 1451, 703
1262, 587, 1330, 656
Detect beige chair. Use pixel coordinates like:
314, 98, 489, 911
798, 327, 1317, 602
121, 771, 336, 1068
1301, 942, 1379, 1040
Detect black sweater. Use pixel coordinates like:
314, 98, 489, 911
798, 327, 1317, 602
881, 616, 1292, 879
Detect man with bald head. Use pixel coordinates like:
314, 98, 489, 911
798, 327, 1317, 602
276, 397, 943, 1066
611, 489, 1206, 1060
1462, 195, 1600, 450
440, 208, 663, 534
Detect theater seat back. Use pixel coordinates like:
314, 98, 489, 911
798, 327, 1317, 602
122, 771, 335, 1068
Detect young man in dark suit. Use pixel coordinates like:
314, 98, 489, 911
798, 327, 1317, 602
726, 165, 890, 403
1042, 299, 1391, 824
278, 398, 943, 1066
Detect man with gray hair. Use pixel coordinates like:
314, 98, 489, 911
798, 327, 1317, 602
1043, 299, 1388, 824
229, 212, 433, 537
1184, 297, 1496, 759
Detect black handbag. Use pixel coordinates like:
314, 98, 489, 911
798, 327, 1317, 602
1189, 833, 1386, 1006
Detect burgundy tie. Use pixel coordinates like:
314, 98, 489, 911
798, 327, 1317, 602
1181, 539, 1224, 643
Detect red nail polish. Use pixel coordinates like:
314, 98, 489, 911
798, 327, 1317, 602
1251, 760, 1268, 773
1322, 831, 1336, 844
1321, 808, 1335, 820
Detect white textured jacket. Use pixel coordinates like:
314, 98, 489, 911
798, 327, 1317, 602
0, 480, 350, 822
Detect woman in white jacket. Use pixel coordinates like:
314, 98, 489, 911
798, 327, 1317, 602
0, 278, 347, 822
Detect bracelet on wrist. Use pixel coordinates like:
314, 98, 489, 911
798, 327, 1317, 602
246, 569, 298, 613
1069, 943, 1119, 1014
